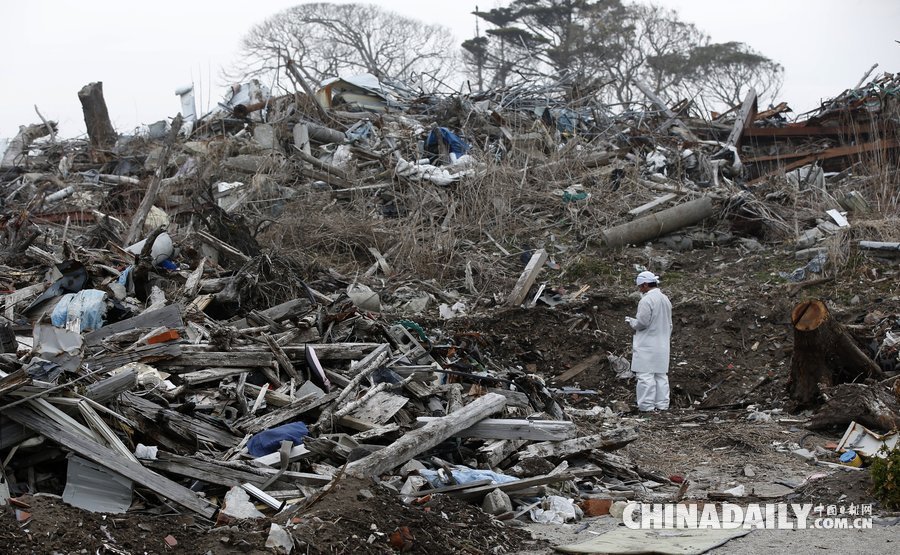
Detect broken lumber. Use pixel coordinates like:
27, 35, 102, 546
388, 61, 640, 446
726, 89, 758, 148
346, 392, 507, 477
555, 354, 603, 383
518, 428, 639, 459
237, 391, 339, 434
416, 417, 576, 441
506, 249, 548, 306
6, 406, 216, 518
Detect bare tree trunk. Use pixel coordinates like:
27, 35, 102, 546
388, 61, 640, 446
787, 299, 884, 407
77, 82, 117, 153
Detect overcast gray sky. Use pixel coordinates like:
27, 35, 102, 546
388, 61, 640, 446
2, 0, 898, 139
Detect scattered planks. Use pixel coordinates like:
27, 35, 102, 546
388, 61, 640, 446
6, 405, 217, 519
346, 393, 507, 477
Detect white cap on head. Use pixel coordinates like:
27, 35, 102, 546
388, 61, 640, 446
636, 271, 660, 285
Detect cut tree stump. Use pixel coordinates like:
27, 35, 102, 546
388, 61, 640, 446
77, 82, 117, 153
787, 299, 884, 408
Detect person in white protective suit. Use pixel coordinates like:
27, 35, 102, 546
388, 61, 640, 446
626, 271, 673, 412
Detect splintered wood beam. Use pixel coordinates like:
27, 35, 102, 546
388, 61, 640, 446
416, 417, 576, 441
346, 392, 507, 478
555, 354, 604, 383
726, 88, 758, 148
506, 249, 548, 306
125, 114, 183, 245
6, 406, 217, 519
518, 428, 639, 459
237, 391, 339, 434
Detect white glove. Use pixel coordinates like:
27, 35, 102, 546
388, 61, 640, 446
625, 316, 636, 325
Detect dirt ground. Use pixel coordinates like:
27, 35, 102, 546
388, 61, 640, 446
2, 241, 898, 553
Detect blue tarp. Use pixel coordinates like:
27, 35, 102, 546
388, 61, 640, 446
50, 289, 107, 332
419, 466, 518, 489
246, 422, 309, 457
425, 127, 470, 158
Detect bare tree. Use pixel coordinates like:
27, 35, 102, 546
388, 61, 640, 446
230, 3, 458, 90
684, 42, 783, 108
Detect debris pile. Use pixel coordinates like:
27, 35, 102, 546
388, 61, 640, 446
1, 68, 899, 552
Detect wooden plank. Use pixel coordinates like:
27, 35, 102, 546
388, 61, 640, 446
628, 193, 677, 217
243, 383, 293, 408
237, 390, 339, 434
232, 298, 310, 329
253, 444, 310, 467
506, 249, 548, 306
6, 405, 217, 518
180, 343, 380, 361
147, 452, 329, 488
179, 367, 252, 385
408, 479, 493, 497
555, 354, 603, 383
416, 417, 576, 441
484, 388, 531, 410
263, 334, 301, 381
196, 230, 251, 263
125, 115, 182, 244
519, 428, 639, 459
160, 351, 275, 369
87, 343, 181, 371
744, 123, 886, 138
120, 392, 241, 448
479, 439, 526, 467
453, 469, 603, 500
633, 80, 699, 142
346, 391, 408, 425
84, 304, 183, 346
2, 284, 45, 320
346, 393, 507, 478
726, 89, 758, 147
748, 139, 900, 185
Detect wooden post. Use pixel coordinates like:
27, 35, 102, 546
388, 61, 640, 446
77, 82, 118, 152
726, 89, 758, 148
788, 299, 885, 407
507, 249, 548, 306
346, 392, 507, 477
125, 115, 183, 245
601, 196, 715, 248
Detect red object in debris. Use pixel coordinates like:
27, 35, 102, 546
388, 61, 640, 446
164, 535, 178, 547
147, 329, 180, 344
15, 510, 32, 523
670, 475, 685, 484
8, 497, 31, 509
389, 526, 414, 551
579, 498, 612, 517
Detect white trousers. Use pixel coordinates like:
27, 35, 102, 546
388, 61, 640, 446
636, 372, 669, 411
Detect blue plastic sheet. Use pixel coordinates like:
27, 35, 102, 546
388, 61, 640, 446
418, 466, 518, 489
425, 127, 470, 158
246, 422, 309, 457
50, 289, 108, 332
